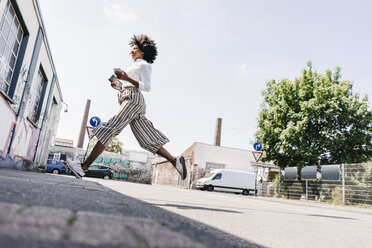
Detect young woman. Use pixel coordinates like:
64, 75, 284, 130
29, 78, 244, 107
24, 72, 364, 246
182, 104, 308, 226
69, 34, 186, 180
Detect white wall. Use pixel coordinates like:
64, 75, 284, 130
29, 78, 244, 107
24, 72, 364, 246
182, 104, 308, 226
193, 142, 256, 172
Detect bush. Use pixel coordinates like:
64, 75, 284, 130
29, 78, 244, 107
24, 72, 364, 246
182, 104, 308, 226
331, 187, 343, 205
273, 173, 283, 196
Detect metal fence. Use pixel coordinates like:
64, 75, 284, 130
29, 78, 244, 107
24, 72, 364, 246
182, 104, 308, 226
277, 163, 372, 206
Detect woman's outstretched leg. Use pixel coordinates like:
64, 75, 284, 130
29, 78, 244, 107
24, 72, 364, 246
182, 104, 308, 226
156, 147, 176, 166
156, 147, 187, 180
129, 113, 187, 180
81, 141, 106, 170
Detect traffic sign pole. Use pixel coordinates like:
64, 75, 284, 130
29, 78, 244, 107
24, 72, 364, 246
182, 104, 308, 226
83, 139, 91, 162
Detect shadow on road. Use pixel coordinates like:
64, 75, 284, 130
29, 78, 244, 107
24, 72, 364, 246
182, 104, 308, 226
154, 203, 243, 213
143, 198, 358, 221
308, 214, 355, 220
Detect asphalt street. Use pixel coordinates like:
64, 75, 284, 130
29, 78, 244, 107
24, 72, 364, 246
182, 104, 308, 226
89, 177, 372, 248
0, 169, 259, 248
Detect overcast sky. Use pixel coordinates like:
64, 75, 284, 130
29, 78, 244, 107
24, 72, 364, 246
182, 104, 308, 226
37, 0, 372, 155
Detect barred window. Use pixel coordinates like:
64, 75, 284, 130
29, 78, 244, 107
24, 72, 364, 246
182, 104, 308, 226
0, 0, 23, 94
29, 70, 45, 124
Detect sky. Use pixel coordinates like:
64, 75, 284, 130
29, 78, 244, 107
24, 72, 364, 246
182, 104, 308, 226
37, 0, 372, 156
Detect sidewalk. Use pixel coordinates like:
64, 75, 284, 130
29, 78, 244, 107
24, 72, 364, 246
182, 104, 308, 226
0, 169, 259, 248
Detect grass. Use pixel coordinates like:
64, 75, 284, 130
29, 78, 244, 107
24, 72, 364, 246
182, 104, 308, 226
66, 212, 78, 226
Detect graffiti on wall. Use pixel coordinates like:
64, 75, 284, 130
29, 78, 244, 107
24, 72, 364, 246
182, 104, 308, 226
0, 95, 16, 156
0, 95, 40, 170
94, 156, 130, 167
93, 155, 152, 183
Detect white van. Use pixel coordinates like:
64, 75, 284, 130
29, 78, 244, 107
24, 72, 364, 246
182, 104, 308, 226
196, 169, 256, 195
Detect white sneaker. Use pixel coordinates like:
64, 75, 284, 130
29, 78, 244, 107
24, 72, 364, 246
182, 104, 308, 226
175, 156, 187, 180
66, 158, 85, 178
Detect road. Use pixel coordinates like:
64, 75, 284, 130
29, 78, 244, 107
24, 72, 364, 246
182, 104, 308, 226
0, 169, 258, 248
88, 178, 372, 248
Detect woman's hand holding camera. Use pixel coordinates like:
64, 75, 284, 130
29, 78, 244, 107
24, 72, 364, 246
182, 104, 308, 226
113, 68, 139, 88
114, 69, 129, 81
111, 81, 119, 88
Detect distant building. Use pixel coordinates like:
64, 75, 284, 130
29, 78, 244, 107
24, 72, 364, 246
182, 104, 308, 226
152, 142, 278, 190
54, 138, 73, 148
0, 0, 63, 170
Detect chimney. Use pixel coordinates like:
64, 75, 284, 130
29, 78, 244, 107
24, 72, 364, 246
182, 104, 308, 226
214, 118, 222, 146
77, 99, 91, 148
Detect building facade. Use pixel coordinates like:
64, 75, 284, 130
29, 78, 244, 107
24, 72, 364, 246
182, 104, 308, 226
0, 0, 63, 170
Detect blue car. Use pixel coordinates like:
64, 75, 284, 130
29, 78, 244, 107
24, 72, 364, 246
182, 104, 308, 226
46, 160, 67, 174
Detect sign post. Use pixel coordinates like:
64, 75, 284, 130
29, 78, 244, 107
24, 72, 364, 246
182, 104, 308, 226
252, 142, 263, 163
83, 126, 95, 162
252, 142, 263, 196
83, 116, 100, 161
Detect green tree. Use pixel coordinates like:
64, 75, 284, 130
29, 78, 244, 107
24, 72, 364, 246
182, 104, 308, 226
88, 136, 123, 154
256, 62, 372, 169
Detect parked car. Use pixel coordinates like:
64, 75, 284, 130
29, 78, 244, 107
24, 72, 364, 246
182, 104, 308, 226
196, 169, 256, 195
84, 165, 113, 180
46, 159, 67, 174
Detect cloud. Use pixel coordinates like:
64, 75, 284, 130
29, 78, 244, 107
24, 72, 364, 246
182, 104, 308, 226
103, 1, 139, 23
239, 64, 248, 74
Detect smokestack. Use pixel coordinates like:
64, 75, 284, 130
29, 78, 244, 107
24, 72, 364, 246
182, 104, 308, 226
77, 99, 91, 148
214, 118, 222, 146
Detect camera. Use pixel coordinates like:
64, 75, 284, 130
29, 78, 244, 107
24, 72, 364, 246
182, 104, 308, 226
108, 74, 118, 83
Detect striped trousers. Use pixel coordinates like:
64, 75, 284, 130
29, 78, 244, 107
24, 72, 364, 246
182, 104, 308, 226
92, 86, 169, 154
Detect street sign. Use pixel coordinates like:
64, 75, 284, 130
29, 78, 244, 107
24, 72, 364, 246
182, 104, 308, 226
252, 151, 263, 162
89, 116, 101, 127
253, 142, 262, 151
86, 126, 94, 139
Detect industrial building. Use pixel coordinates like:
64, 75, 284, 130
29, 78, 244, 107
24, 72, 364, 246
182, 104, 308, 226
152, 118, 278, 191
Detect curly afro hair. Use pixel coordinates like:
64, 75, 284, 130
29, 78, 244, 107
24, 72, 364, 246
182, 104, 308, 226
129, 34, 158, 64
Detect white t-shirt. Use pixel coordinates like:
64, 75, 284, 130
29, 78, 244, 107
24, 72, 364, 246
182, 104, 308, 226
119, 58, 152, 92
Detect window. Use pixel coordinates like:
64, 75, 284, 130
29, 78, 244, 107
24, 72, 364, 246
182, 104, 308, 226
0, 0, 23, 94
214, 173, 222, 180
28, 69, 46, 124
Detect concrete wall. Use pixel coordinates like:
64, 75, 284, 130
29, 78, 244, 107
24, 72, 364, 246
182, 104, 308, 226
152, 144, 195, 187
0, 0, 62, 170
193, 143, 255, 173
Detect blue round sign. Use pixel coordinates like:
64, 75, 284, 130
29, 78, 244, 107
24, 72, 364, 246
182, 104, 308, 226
253, 142, 262, 151
89, 116, 101, 127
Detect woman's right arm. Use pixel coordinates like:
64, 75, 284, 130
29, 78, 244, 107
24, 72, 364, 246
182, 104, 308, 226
111, 80, 122, 91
